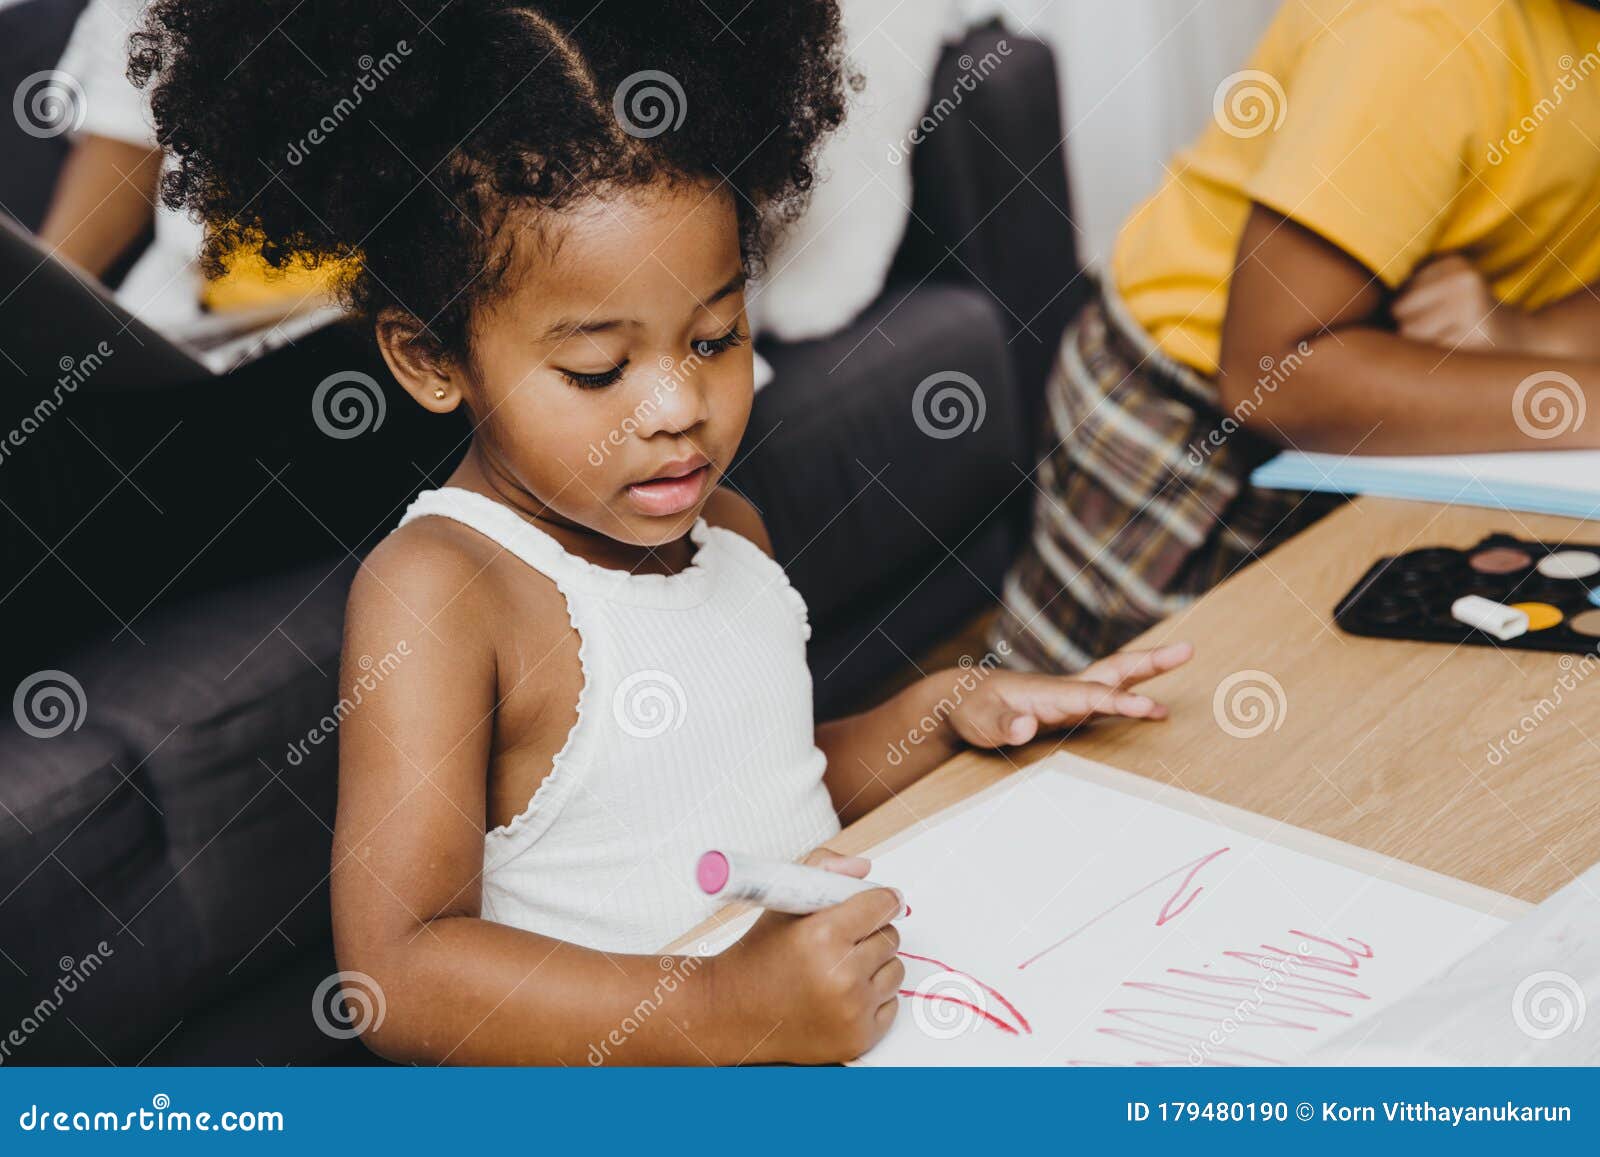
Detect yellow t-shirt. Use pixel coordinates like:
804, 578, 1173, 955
1111, 0, 1600, 375
199, 234, 350, 313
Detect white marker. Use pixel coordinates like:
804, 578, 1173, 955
695, 850, 906, 916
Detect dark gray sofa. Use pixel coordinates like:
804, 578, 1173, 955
0, 11, 1082, 1064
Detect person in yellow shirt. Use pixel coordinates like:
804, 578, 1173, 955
995, 0, 1600, 674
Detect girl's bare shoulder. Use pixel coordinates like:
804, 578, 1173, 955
346, 515, 571, 673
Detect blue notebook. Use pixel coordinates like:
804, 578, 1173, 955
1252, 450, 1600, 520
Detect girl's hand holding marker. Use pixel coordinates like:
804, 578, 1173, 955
708, 850, 906, 1064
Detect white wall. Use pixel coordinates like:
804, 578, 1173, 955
975, 0, 1279, 262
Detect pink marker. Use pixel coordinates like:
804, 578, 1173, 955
696, 850, 906, 916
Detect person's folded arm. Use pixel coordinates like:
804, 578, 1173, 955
1511, 283, 1600, 362
1211, 3, 1600, 455
1217, 205, 1600, 455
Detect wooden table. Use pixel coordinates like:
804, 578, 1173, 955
812, 496, 1600, 907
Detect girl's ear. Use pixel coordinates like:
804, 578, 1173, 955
374, 309, 464, 413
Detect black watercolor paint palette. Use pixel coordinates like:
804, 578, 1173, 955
1334, 533, 1600, 653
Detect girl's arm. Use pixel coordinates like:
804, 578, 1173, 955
331, 527, 901, 1065
1217, 205, 1600, 454
816, 645, 1193, 825
699, 487, 1194, 826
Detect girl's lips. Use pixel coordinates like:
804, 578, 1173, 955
624, 463, 710, 517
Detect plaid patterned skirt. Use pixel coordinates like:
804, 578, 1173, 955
991, 277, 1342, 672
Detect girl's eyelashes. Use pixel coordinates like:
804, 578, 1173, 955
692, 323, 748, 359
555, 324, 745, 389
558, 361, 628, 390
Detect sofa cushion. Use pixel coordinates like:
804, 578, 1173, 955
0, 552, 357, 1060
736, 282, 1025, 626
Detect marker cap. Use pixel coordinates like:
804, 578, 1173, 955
696, 850, 730, 895
1451, 595, 1528, 641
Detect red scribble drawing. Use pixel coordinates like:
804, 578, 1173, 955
1067, 931, 1375, 1066
1017, 846, 1231, 970
897, 950, 1033, 1036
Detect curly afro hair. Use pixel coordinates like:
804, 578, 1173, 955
129, 1, 851, 364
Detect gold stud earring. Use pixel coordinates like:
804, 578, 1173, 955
433, 388, 447, 400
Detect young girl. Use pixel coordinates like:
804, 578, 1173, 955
133, 0, 1191, 1065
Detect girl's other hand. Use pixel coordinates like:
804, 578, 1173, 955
948, 641, 1194, 748
715, 883, 903, 1064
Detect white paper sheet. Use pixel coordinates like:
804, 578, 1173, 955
852, 755, 1516, 1067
